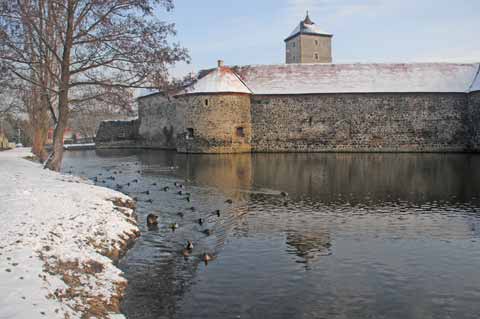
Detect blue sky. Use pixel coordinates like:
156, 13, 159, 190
157, 0, 480, 77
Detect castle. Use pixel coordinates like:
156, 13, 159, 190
96, 13, 480, 153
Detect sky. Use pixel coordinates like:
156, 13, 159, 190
156, 0, 480, 77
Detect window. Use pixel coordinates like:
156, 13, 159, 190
308, 117, 313, 127
315, 40, 319, 46
292, 42, 296, 48
236, 127, 245, 138
204, 99, 209, 106
314, 53, 319, 60
186, 128, 194, 139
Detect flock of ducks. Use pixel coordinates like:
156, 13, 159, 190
141, 180, 234, 264
85, 165, 289, 265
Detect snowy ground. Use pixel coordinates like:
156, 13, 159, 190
0, 148, 139, 319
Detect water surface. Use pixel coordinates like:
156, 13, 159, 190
62, 150, 480, 319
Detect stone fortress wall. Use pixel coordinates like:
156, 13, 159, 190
124, 91, 479, 153
95, 119, 140, 149
469, 91, 480, 149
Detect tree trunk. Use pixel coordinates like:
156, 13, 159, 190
44, 0, 74, 171
31, 99, 49, 161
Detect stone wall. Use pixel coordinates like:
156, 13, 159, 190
176, 93, 252, 153
469, 91, 480, 149
95, 119, 140, 148
250, 93, 471, 152
137, 93, 182, 149
299, 34, 332, 63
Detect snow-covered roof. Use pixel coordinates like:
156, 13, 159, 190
470, 66, 480, 92
234, 63, 480, 95
285, 14, 332, 41
178, 66, 252, 95
286, 23, 332, 41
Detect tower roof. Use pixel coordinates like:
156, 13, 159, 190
285, 12, 332, 42
177, 64, 252, 95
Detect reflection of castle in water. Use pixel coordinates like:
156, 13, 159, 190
286, 231, 332, 265
105, 150, 480, 205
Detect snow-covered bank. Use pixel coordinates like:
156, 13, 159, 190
0, 148, 139, 318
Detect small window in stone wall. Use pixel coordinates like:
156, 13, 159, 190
236, 127, 245, 138
204, 99, 209, 106
186, 128, 194, 139
314, 53, 319, 60
315, 39, 319, 46
309, 117, 313, 127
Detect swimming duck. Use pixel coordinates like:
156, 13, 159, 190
225, 199, 233, 204
186, 240, 194, 250
132, 179, 138, 183
146, 199, 153, 203
142, 190, 150, 195
170, 223, 179, 231
202, 229, 213, 236
177, 212, 184, 218
280, 191, 288, 197
189, 206, 196, 211
162, 186, 169, 192
202, 253, 213, 263
198, 218, 204, 225
152, 182, 157, 186
146, 214, 158, 226
213, 209, 220, 217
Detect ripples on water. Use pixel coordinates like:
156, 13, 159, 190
62, 150, 480, 319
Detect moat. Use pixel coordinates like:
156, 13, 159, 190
62, 150, 480, 319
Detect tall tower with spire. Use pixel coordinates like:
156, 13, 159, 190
285, 12, 333, 64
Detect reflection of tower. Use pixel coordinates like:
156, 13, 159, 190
285, 230, 331, 266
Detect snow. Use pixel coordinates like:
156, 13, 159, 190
470, 65, 480, 92
179, 66, 252, 95
63, 143, 95, 150
287, 22, 332, 40
235, 63, 480, 95
0, 148, 139, 319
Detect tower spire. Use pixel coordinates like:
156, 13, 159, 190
304, 10, 313, 25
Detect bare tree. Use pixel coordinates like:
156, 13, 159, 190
0, 0, 189, 170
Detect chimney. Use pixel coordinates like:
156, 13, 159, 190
217, 60, 224, 67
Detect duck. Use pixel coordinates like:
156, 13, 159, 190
132, 179, 138, 183
152, 182, 157, 186
202, 229, 213, 236
146, 214, 158, 226
213, 209, 220, 217
189, 206, 196, 211
198, 218, 204, 225
146, 199, 153, 203
162, 186, 169, 192
202, 253, 214, 263
186, 197, 191, 202
280, 191, 288, 197
170, 223, 179, 231
225, 199, 233, 204
185, 240, 194, 250
181, 241, 194, 257
177, 212, 184, 218
177, 190, 183, 195
142, 190, 150, 195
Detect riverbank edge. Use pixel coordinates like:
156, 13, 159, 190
0, 148, 140, 319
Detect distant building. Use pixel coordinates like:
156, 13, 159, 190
285, 12, 333, 64
97, 13, 480, 154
